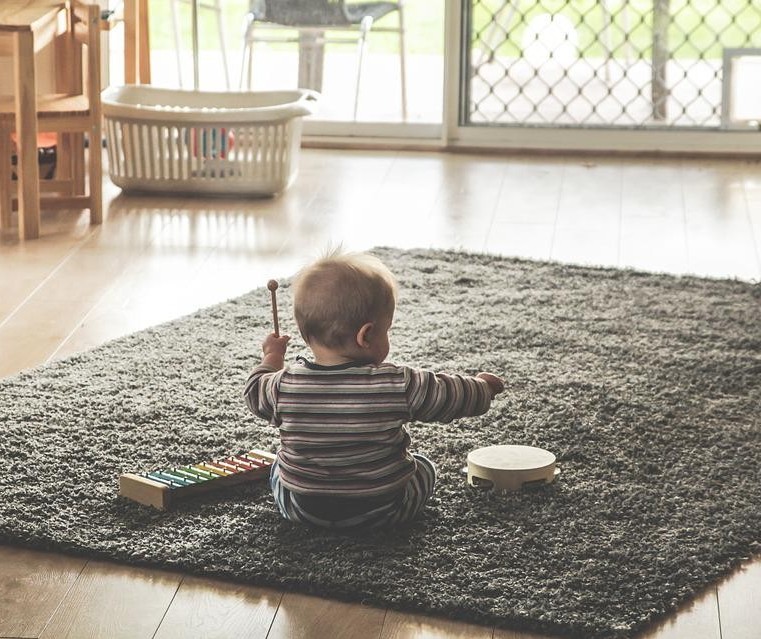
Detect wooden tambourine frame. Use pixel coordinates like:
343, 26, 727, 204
467, 445, 560, 493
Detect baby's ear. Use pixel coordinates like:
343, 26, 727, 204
356, 322, 374, 348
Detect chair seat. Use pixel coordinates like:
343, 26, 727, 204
343, 2, 400, 24
262, 1, 399, 27
0, 94, 90, 119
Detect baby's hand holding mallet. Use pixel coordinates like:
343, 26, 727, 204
262, 332, 290, 357
261, 279, 289, 367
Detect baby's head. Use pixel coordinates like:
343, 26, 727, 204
293, 250, 397, 363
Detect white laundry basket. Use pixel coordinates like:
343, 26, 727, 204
101, 86, 319, 196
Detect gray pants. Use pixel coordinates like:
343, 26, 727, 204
270, 453, 437, 530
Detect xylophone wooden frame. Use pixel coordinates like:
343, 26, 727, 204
119, 449, 276, 510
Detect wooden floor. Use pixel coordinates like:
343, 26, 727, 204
1, 149, 760, 638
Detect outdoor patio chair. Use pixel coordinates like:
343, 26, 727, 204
240, 0, 407, 120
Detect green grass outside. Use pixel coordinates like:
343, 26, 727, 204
474, 0, 761, 60
149, 1, 760, 60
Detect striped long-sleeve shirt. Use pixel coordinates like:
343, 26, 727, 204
244, 358, 494, 498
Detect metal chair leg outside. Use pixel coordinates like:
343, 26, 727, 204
398, 2, 407, 121
354, 16, 374, 120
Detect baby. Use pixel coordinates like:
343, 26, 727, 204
244, 250, 504, 529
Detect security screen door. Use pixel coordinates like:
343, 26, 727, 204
454, 0, 761, 151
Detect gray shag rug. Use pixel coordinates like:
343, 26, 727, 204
1, 247, 759, 638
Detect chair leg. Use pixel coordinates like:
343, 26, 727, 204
214, 0, 230, 90
0, 125, 12, 231
354, 16, 374, 121
171, 0, 184, 88
298, 31, 324, 90
398, 4, 407, 121
88, 126, 102, 225
58, 133, 74, 194
240, 14, 255, 90
72, 133, 85, 195
14, 30, 41, 240
476, 0, 520, 67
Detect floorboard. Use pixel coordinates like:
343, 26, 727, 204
38, 561, 180, 639
716, 561, 761, 639
0, 547, 86, 639
380, 610, 492, 639
153, 576, 282, 639
638, 587, 721, 639
266, 593, 386, 639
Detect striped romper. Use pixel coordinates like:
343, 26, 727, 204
244, 358, 493, 529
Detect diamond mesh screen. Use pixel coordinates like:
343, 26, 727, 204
466, 0, 761, 128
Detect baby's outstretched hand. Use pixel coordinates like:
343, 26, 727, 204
477, 372, 505, 398
262, 332, 290, 358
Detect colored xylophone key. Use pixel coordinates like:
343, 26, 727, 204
119, 449, 277, 510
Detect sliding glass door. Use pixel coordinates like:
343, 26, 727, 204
106, 0, 761, 151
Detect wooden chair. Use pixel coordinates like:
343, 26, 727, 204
0, 0, 102, 239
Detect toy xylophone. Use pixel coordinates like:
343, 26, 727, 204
119, 449, 276, 510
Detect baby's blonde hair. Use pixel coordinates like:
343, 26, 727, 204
293, 250, 397, 348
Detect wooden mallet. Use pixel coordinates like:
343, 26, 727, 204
267, 279, 280, 337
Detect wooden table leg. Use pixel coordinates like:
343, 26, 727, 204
124, 0, 151, 84
13, 30, 40, 240
124, 0, 136, 83
138, 0, 150, 83
0, 125, 11, 231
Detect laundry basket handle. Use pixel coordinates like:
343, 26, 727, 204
101, 86, 320, 124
